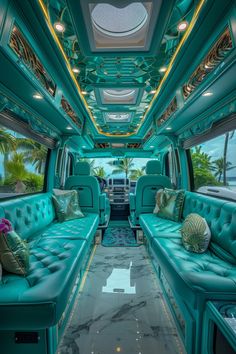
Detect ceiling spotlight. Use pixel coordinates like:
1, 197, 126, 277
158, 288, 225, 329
150, 145, 154, 148
54, 22, 65, 33
166, 127, 172, 130
150, 90, 156, 94
159, 66, 167, 73
82, 145, 86, 148
66, 126, 73, 130
202, 92, 213, 97
72, 67, 80, 74
145, 105, 149, 109
33, 93, 43, 100
177, 21, 188, 32
81, 91, 88, 95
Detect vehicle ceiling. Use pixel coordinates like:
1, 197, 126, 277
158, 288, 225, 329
0, 0, 235, 157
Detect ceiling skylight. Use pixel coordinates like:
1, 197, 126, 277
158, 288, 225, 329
104, 112, 132, 123
100, 88, 139, 105
91, 3, 148, 37
77, 1, 161, 52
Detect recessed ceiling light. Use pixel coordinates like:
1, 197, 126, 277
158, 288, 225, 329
150, 90, 156, 94
145, 105, 149, 109
66, 126, 73, 130
166, 127, 172, 130
33, 93, 43, 100
202, 92, 213, 97
54, 22, 65, 33
159, 66, 167, 73
177, 21, 188, 32
150, 145, 154, 148
72, 67, 80, 74
81, 91, 88, 95
82, 145, 86, 148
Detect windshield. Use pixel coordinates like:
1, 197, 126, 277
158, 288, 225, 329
78, 158, 153, 180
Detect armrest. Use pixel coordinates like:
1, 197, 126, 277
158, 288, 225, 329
99, 193, 106, 210
129, 193, 136, 211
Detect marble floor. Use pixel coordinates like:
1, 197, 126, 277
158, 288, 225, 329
57, 245, 185, 354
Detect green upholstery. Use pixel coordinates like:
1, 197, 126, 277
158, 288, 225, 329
130, 160, 172, 225
140, 191, 236, 354
0, 193, 99, 333
65, 161, 110, 225
140, 213, 181, 242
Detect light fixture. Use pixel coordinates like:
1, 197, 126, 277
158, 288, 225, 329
82, 145, 86, 148
145, 105, 149, 108
150, 90, 156, 94
166, 127, 172, 130
159, 66, 167, 73
54, 22, 65, 33
81, 91, 88, 95
66, 126, 73, 130
33, 93, 43, 100
72, 67, 80, 74
150, 145, 154, 148
177, 21, 188, 32
116, 347, 121, 353
202, 92, 213, 97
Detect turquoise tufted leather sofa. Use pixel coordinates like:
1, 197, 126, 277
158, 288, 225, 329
139, 192, 236, 354
0, 192, 99, 354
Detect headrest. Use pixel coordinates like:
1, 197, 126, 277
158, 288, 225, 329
75, 162, 90, 176
145, 160, 161, 175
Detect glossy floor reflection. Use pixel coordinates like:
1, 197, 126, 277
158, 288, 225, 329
58, 245, 185, 354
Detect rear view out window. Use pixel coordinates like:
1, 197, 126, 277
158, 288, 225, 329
190, 129, 236, 198
0, 125, 48, 199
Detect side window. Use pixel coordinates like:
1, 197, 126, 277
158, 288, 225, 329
0, 124, 48, 199
165, 146, 177, 187
190, 129, 236, 198
66, 153, 74, 178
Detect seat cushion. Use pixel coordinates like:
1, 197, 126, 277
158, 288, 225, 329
140, 213, 181, 242
152, 237, 236, 297
36, 213, 99, 243
0, 237, 87, 329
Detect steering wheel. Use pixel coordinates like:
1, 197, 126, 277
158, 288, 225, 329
94, 176, 107, 191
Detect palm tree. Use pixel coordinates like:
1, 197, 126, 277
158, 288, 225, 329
0, 129, 16, 178
129, 167, 145, 180
213, 157, 236, 183
5, 153, 28, 193
16, 138, 47, 174
109, 158, 134, 179
93, 166, 106, 178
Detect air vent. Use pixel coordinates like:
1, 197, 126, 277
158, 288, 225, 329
157, 97, 177, 127
183, 27, 233, 100
10, 26, 56, 96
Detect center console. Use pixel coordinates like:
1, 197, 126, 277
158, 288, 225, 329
107, 178, 130, 220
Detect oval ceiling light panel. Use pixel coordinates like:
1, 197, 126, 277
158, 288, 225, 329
91, 3, 148, 37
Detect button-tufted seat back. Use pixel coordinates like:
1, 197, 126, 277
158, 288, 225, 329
65, 161, 101, 214
183, 192, 236, 264
0, 193, 55, 240
130, 160, 172, 225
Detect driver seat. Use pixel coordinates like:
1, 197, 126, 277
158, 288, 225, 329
65, 161, 110, 225
129, 160, 172, 226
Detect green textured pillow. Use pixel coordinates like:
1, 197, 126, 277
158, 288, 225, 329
153, 188, 185, 222
0, 230, 29, 276
181, 213, 211, 253
52, 189, 84, 222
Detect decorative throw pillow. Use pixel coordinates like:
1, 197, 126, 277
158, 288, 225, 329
181, 213, 211, 253
153, 188, 185, 222
0, 218, 29, 276
52, 189, 84, 222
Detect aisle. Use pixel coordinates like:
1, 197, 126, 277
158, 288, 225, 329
58, 245, 184, 354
